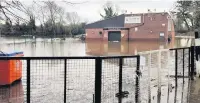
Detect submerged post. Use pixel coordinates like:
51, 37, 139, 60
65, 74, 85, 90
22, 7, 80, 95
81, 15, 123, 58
95, 57, 102, 103
191, 46, 195, 80
135, 56, 140, 103
183, 49, 185, 83
175, 50, 178, 87
64, 59, 67, 103
27, 59, 30, 103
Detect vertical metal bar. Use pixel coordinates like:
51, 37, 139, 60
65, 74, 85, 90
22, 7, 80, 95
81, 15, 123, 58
187, 48, 191, 103
118, 58, 123, 103
181, 49, 185, 103
95, 57, 102, 103
183, 49, 185, 83
157, 51, 161, 103
167, 51, 170, 103
27, 59, 30, 103
93, 94, 95, 103
188, 48, 191, 77
191, 46, 195, 80
174, 86, 177, 103
148, 52, 151, 103
175, 50, 178, 87
64, 59, 67, 103
174, 50, 178, 103
135, 56, 140, 103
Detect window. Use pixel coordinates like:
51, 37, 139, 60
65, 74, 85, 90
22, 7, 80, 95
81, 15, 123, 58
99, 31, 102, 35
160, 32, 165, 36
162, 23, 166, 27
135, 27, 138, 31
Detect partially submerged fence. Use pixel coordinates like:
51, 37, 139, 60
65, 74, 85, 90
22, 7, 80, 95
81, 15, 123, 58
0, 46, 199, 103
0, 56, 140, 103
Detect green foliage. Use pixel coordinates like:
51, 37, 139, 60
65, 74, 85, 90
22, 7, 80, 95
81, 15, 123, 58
0, 21, 85, 37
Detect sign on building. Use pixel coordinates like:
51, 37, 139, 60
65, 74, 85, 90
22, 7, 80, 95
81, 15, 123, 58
125, 16, 141, 24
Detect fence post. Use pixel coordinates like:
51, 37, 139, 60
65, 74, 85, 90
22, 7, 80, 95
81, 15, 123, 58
95, 57, 102, 103
191, 46, 195, 80
188, 48, 191, 78
175, 50, 178, 87
27, 59, 30, 103
119, 58, 123, 94
183, 49, 185, 83
64, 59, 67, 103
135, 56, 140, 103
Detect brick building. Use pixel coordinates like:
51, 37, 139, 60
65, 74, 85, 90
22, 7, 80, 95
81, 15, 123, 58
85, 12, 175, 41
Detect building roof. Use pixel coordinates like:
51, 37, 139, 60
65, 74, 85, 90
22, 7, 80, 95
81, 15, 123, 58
85, 12, 169, 29
85, 14, 125, 29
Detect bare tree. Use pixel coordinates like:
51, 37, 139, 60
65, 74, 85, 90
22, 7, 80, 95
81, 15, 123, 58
66, 12, 80, 37
0, 0, 29, 24
43, 1, 63, 38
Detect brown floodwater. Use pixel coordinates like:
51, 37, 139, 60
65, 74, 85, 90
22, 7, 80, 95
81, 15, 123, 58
0, 37, 193, 103
85, 38, 192, 56
0, 37, 192, 56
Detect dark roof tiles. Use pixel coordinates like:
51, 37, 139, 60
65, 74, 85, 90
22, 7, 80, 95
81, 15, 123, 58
85, 14, 125, 29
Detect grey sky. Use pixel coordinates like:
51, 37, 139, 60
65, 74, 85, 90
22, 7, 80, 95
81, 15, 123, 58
20, 0, 176, 23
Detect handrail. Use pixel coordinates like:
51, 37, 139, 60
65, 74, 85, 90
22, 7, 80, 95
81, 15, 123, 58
0, 55, 140, 60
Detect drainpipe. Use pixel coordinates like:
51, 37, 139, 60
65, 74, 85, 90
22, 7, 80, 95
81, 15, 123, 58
128, 28, 130, 42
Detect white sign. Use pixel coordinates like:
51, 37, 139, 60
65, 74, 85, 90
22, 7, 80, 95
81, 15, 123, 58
160, 33, 165, 37
125, 16, 141, 24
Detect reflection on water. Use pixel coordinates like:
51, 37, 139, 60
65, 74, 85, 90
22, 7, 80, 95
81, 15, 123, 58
86, 38, 192, 56
0, 37, 193, 56
0, 81, 24, 103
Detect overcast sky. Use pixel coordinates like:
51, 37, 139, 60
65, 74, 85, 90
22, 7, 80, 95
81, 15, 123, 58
20, 0, 176, 23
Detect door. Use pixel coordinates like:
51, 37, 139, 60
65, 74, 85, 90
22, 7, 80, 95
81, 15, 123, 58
159, 32, 165, 40
108, 31, 121, 42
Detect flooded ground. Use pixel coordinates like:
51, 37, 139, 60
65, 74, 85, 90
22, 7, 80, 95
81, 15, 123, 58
0, 37, 192, 103
0, 37, 193, 56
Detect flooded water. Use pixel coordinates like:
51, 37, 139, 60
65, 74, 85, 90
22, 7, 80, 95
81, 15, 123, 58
0, 37, 193, 103
0, 37, 193, 56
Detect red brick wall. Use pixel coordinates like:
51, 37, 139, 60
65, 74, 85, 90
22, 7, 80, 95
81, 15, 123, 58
126, 13, 169, 40
103, 30, 128, 41
85, 13, 175, 41
86, 28, 129, 41
86, 28, 104, 40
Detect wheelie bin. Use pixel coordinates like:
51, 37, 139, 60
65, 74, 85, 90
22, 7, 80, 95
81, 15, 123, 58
0, 51, 24, 85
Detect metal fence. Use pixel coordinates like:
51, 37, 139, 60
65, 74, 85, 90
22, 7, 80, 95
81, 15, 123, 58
169, 47, 191, 103
0, 46, 199, 103
0, 56, 140, 103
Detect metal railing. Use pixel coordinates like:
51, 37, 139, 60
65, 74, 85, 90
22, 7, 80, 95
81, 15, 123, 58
0, 56, 140, 103
0, 46, 199, 103
170, 47, 191, 103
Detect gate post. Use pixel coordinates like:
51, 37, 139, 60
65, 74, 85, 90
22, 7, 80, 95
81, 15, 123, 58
27, 59, 31, 103
135, 56, 141, 103
191, 46, 195, 80
95, 57, 102, 103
